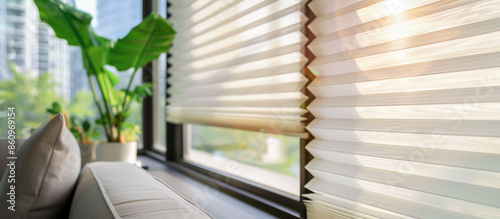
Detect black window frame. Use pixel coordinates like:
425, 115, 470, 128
138, 0, 153, 154
140, 1, 317, 218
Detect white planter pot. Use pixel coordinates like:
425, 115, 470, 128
95, 141, 137, 163
79, 143, 95, 167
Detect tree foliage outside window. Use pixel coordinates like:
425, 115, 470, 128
0, 62, 95, 139
190, 124, 300, 178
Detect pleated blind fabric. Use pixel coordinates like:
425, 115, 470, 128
304, 0, 500, 218
166, 0, 309, 136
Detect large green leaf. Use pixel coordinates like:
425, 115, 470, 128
109, 13, 176, 71
46, 102, 62, 114
87, 46, 117, 106
83, 120, 91, 132
35, 0, 111, 76
96, 70, 119, 107
34, 0, 93, 48
106, 71, 119, 87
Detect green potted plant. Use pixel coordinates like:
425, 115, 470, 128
34, 0, 175, 163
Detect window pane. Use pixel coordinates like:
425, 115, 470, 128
0, 0, 144, 145
0, 0, 72, 138
153, 0, 167, 153
185, 124, 300, 196
90, 0, 144, 147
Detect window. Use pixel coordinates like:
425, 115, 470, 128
0, 0, 73, 137
185, 124, 301, 195
166, 0, 309, 198
76, 0, 145, 147
0, 0, 147, 145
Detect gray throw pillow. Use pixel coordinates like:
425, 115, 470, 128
0, 114, 81, 218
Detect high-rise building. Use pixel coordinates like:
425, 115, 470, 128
2, 0, 40, 78
70, 47, 88, 98
37, 26, 50, 73
68, 0, 94, 100
95, 0, 143, 89
47, 27, 71, 100
0, 0, 6, 79
0, 0, 72, 100
95, 0, 142, 40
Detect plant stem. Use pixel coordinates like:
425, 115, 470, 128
95, 74, 118, 141
58, 9, 115, 142
103, 72, 120, 129
87, 75, 112, 141
99, 71, 123, 141
123, 94, 135, 117
118, 68, 139, 139
104, 72, 121, 114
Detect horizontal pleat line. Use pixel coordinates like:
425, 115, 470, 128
305, 178, 498, 218
168, 92, 308, 107
309, 70, 500, 97
308, 85, 500, 106
306, 139, 500, 170
171, 23, 303, 65
170, 1, 271, 37
309, 0, 440, 37
309, 0, 379, 17
171, 39, 307, 73
169, 0, 266, 36
308, 102, 500, 120
308, 0, 365, 17
166, 115, 306, 138
309, 0, 481, 38
168, 0, 211, 17
171, 71, 306, 90
166, 106, 307, 116
171, 9, 305, 54
169, 82, 305, 98
171, 1, 305, 50
309, 16, 500, 59
303, 193, 413, 219
304, 199, 380, 219
307, 118, 500, 137
309, 63, 500, 95
170, 52, 307, 76
306, 129, 500, 154
168, 0, 210, 26
309, 30, 500, 75
166, 110, 306, 122
310, 0, 497, 52
169, 54, 307, 84
169, 74, 308, 98
171, 13, 306, 61
310, 51, 500, 80
306, 155, 499, 190
172, 42, 307, 74
171, 0, 297, 44
306, 159, 500, 207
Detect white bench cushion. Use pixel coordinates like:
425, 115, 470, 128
70, 162, 212, 219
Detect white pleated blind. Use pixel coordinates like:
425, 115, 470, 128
166, 0, 309, 136
305, 0, 500, 218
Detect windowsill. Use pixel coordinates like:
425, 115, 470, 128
137, 155, 279, 219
